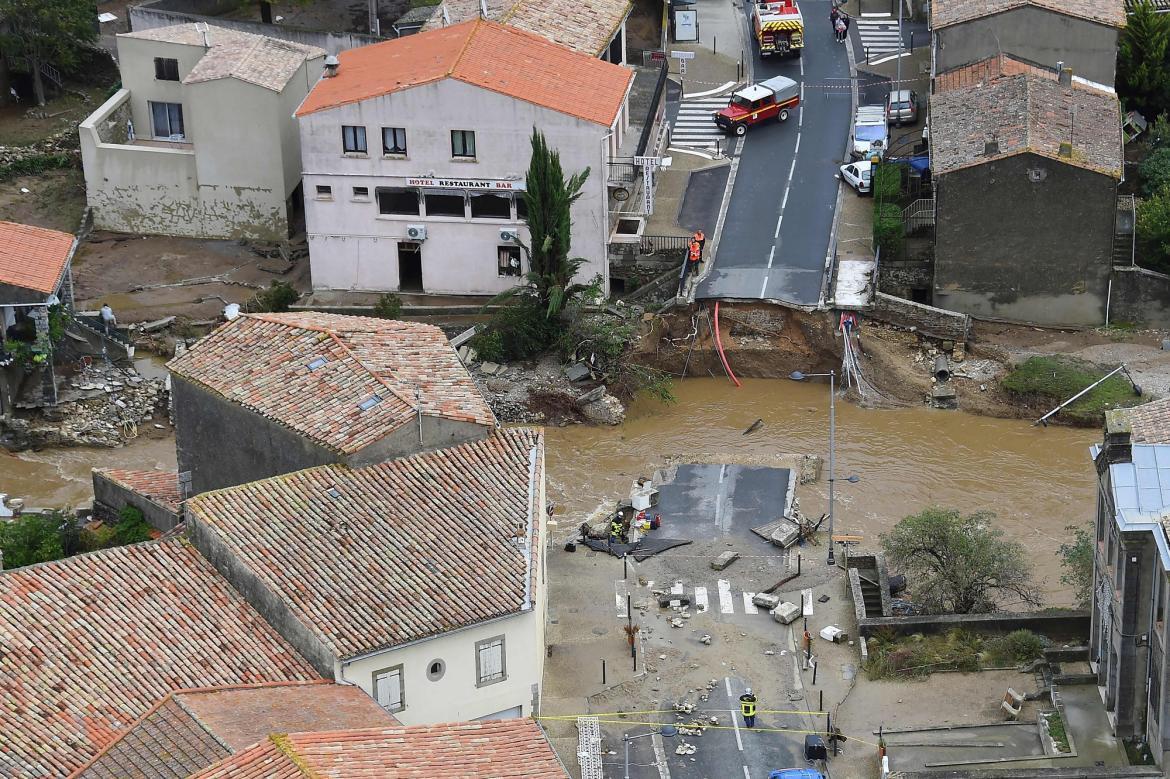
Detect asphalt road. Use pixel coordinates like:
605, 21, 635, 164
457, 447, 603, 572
696, 0, 851, 306
618, 676, 811, 779
654, 464, 793, 543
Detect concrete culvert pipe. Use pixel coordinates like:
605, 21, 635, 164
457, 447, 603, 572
933, 355, 951, 382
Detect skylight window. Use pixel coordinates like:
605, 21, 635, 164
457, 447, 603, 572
358, 394, 383, 411
326, 487, 341, 499
307, 357, 328, 371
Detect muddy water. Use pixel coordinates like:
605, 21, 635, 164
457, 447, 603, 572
2, 436, 177, 508
544, 378, 1098, 606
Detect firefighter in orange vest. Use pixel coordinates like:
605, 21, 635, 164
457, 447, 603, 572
688, 239, 702, 268
692, 229, 706, 260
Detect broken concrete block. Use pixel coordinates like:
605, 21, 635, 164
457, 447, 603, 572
457, 345, 469, 362
772, 601, 801, 625
771, 523, 800, 548
699, 634, 712, 645
819, 625, 847, 643
577, 385, 606, 404
565, 362, 591, 382
752, 592, 781, 610
480, 361, 501, 375
710, 550, 740, 571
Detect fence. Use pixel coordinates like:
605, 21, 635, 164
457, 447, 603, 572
636, 60, 670, 158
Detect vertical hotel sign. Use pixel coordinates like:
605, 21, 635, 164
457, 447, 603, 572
404, 177, 525, 191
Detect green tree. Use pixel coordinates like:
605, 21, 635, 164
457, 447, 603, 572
0, 0, 97, 106
1137, 188, 1170, 273
1118, 0, 1170, 118
510, 128, 593, 319
1140, 146, 1170, 196
1058, 524, 1094, 609
880, 507, 1041, 614
0, 512, 68, 569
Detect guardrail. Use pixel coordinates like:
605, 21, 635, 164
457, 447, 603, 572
902, 198, 935, 235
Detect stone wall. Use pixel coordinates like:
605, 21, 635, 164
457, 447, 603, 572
91, 471, 182, 532
1110, 265, 1170, 329
871, 292, 971, 342
858, 609, 1090, 640
130, 1, 385, 55
878, 259, 932, 296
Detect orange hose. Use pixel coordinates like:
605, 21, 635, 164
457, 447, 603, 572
713, 302, 742, 387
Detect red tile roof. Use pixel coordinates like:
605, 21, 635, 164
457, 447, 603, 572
295, 18, 633, 127
186, 428, 544, 659
72, 682, 396, 779
190, 719, 566, 778
94, 468, 183, 512
0, 539, 318, 779
1112, 398, 1170, 445
0, 220, 74, 294
931, 0, 1124, 29
934, 54, 1054, 93
166, 312, 495, 455
421, 0, 630, 56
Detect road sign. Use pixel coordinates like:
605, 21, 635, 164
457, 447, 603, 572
633, 155, 661, 167
670, 50, 696, 60
642, 165, 654, 216
680, 60, 687, 75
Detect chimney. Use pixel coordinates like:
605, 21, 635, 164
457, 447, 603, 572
984, 136, 999, 155
1058, 141, 1073, 158
1059, 67, 1073, 87
323, 54, 340, 78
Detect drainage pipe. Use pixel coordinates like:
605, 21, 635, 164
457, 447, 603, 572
713, 301, 742, 387
933, 355, 951, 382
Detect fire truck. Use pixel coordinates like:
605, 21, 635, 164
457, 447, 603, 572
752, 0, 804, 58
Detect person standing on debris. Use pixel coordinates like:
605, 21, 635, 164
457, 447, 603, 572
100, 304, 117, 334
739, 688, 758, 728
692, 229, 706, 260
609, 515, 623, 548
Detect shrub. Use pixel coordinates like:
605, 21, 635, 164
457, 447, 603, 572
249, 281, 299, 313
481, 299, 560, 361
984, 629, 1048, 665
873, 202, 905, 260
372, 293, 402, 319
1140, 146, 1170, 196
1138, 188, 1170, 273
872, 162, 903, 201
0, 512, 67, 568
469, 328, 505, 363
114, 505, 152, 546
0, 152, 75, 183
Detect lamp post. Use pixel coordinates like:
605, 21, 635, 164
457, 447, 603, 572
624, 726, 678, 779
789, 370, 859, 566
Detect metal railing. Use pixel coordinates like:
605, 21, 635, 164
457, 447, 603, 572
607, 158, 638, 186
636, 60, 670, 158
641, 234, 693, 253
902, 198, 935, 235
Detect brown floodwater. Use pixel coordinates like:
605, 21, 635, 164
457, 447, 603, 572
1, 376, 1096, 604
544, 377, 1099, 606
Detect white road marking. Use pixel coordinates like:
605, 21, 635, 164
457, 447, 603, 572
781, 187, 790, 211
744, 767, 752, 779
802, 587, 814, 615
671, 581, 684, 595
767, 245, 775, 268
718, 579, 735, 614
672, 96, 731, 146
774, 215, 782, 238
652, 733, 673, 778
743, 592, 758, 614
694, 586, 709, 613
794, 132, 801, 157
759, 275, 769, 298
683, 80, 737, 99
731, 708, 744, 751
616, 580, 628, 617
869, 51, 912, 66
725, 677, 733, 696
856, 18, 904, 56
799, 54, 805, 76
787, 158, 797, 182
798, 106, 803, 128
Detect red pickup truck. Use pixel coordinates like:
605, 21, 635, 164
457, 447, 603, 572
713, 75, 800, 136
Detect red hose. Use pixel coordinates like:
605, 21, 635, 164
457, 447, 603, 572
713, 302, 742, 387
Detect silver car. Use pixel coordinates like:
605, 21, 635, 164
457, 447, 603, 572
887, 89, 919, 125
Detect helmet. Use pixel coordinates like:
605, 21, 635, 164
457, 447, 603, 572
745, 687, 752, 695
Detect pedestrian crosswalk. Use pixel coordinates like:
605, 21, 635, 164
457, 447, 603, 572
617, 577, 811, 618
855, 17, 904, 57
671, 96, 729, 147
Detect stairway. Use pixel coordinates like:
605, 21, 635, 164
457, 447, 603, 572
1113, 195, 1136, 266
70, 314, 135, 358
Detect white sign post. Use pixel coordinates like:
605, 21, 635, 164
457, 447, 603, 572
634, 156, 670, 216
670, 50, 694, 79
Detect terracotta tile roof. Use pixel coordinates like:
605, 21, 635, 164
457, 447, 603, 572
190, 719, 567, 778
119, 24, 324, 92
930, 69, 1122, 177
186, 428, 544, 659
931, 0, 1124, 28
295, 18, 633, 127
934, 53, 1054, 93
1112, 397, 1170, 445
72, 681, 396, 779
94, 468, 183, 512
0, 220, 74, 295
166, 312, 495, 455
421, 0, 629, 55
0, 539, 318, 779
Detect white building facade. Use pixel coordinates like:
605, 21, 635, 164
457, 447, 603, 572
295, 19, 633, 297
79, 25, 324, 240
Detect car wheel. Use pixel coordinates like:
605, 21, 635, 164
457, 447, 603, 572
734, 123, 747, 136
779, 108, 789, 122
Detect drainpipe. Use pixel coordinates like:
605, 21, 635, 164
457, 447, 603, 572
1144, 555, 1158, 748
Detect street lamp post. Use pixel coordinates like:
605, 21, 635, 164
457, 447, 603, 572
624, 726, 678, 779
790, 370, 859, 566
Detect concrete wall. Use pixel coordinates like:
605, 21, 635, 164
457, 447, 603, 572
130, 1, 385, 56
871, 292, 971, 341
346, 415, 491, 468
91, 471, 182, 532
186, 505, 337, 676
934, 6, 1119, 88
1110, 266, 1170, 329
80, 36, 323, 240
172, 376, 340, 494
858, 610, 1090, 640
933, 154, 1116, 327
299, 77, 622, 296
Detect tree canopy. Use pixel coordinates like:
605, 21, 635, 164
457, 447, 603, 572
1119, 0, 1170, 119
0, 0, 98, 105
880, 507, 1041, 614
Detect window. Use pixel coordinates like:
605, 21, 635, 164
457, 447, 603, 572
426, 659, 446, 681
424, 191, 466, 218
373, 665, 404, 713
377, 187, 420, 216
515, 196, 528, 221
352, 186, 370, 200
382, 127, 407, 155
149, 101, 184, 139
342, 125, 367, 154
154, 57, 179, 81
315, 185, 333, 199
470, 193, 511, 220
498, 246, 522, 277
451, 130, 476, 159
475, 635, 506, 686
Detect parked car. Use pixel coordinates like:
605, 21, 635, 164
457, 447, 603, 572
887, 89, 919, 125
850, 105, 888, 160
839, 160, 871, 194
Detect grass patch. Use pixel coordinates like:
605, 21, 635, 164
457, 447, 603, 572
1000, 356, 1142, 424
1042, 709, 1071, 753
0, 153, 76, 183
864, 628, 1048, 680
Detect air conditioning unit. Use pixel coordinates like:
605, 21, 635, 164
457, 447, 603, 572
499, 228, 518, 243
406, 224, 427, 241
